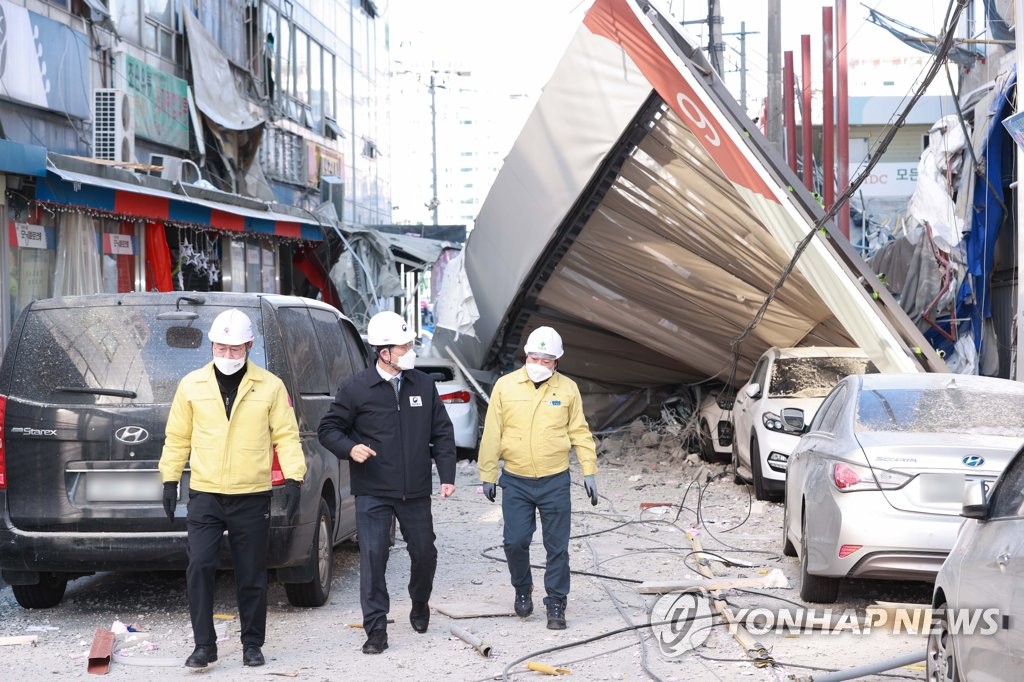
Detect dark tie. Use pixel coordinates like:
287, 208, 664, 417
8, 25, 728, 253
389, 377, 400, 403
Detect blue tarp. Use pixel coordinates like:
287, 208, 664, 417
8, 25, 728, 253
954, 66, 1016, 360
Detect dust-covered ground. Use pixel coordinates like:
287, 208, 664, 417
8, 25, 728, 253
0, 420, 930, 681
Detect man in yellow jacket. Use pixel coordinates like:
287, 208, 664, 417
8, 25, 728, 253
159, 309, 306, 669
478, 326, 598, 630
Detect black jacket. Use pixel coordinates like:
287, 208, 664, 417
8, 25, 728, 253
317, 365, 456, 498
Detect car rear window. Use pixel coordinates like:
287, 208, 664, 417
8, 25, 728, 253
769, 357, 877, 398
856, 386, 1024, 436
419, 365, 455, 381
8, 304, 266, 405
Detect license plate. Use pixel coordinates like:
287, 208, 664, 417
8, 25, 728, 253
86, 472, 163, 502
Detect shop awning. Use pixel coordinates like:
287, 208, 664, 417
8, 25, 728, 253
35, 167, 323, 241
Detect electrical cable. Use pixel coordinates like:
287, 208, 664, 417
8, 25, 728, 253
499, 614, 728, 682
726, 0, 971, 376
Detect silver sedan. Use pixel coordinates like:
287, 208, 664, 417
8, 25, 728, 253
782, 373, 1024, 603
929, 442, 1024, 680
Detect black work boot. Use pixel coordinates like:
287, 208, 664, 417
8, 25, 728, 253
410, 601, 430, 633
361, 630, 388, 654
242, 645, 265, 667
514, 588, 534, 617
545, 598, 567, 630
184, 644, 218, 668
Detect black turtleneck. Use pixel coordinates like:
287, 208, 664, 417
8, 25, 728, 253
214, 362, 247, 418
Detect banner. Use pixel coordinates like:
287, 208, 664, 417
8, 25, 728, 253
0, 0, 90, 118
121, 55, 190, 150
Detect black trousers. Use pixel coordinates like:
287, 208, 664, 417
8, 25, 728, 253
355, 494, 437, 634
186, 491, 271, 647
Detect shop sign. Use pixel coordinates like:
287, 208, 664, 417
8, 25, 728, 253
121, 55, 190, 150
14, 223, 48, 250
103, 234, 134, 255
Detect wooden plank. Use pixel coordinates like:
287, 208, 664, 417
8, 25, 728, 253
433, 601, 515, 619
0, 635, 39, 646
637, 575, 777, 594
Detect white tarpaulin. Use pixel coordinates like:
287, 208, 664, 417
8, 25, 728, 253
181, 9, 263, 131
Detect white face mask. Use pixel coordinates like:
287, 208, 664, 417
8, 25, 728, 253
395, 349, 417, 371
525, 363, 553, 383
213, 356, 246, 375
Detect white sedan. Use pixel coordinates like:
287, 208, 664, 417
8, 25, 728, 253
417, 356, 480, 459
783, 372, 1024, 603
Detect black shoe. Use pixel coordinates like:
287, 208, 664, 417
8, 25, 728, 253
361, 630, 388, 655
242, 645, 265, 667
546, 602, 566, 630
410, 601, 430, 633
514, 590, 534, 618
184, 644, 218, 668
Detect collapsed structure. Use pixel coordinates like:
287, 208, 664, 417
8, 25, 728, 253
433, 0, 946, 427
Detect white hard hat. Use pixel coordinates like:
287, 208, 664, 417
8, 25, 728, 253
524, 326, 563, 359
366, 311, 416, 346
208, 309, 255, 345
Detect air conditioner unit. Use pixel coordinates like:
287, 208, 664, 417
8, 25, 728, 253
92, 89, 135, 163
149, 153, 183, 181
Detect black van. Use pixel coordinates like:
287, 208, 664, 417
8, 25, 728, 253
0, 292, 365, 608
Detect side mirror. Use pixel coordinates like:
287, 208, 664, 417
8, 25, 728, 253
744, 383, 760, 399
781, 407, 806, 433
961, 479, 990, 520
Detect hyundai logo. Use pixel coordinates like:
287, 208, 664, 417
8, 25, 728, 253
962, 455, 985, 468
115, 426, 149, 444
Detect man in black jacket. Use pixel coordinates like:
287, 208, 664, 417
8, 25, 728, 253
318, 311, 456, 655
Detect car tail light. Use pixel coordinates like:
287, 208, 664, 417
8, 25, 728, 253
270, 448, 285, 486
839, 544, 862, 558
833, 462, 863, 489
440, 390, 471, 404
0, 395, 6, 489
831, 461, 911, 492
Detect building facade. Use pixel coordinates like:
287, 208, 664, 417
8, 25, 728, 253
0, 0, 390, 352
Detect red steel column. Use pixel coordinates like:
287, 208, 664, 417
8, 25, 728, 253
801, 34, 813, 191
784, 51, 797, 172
822, 6, 835, 209
837, 0, 850, 238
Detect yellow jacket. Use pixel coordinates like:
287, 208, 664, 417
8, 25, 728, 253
478, 367, 597, 483
159, 361, 306, 494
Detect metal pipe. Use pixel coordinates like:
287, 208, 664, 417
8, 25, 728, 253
783, 51, 797, 172
812, 651, 924, 682
801, 34, 813, 191
836, 0, 850, 238
822, 6, 835, 208
450, 624, 492, 657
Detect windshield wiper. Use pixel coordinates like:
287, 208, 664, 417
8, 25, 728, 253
55, 386, 138, 398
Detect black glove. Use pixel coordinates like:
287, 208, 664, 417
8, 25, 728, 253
283, 479, 301, 520
482, 482, 496, 502
162, 482, 178, 520
584, 475, 598, 506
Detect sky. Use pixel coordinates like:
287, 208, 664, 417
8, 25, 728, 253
388, 0, 960, 112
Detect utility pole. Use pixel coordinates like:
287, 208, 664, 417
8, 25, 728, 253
767, 0, 783, 152
429, 71, 439, 226
707, 0, 724, 74
722, 21, 759, 112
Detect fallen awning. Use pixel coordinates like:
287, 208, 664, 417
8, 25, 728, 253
35, 167, 322, 241
435, 0, 945, 400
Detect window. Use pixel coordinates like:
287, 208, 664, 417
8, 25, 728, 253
276, 307, 328, 394
817, 386, 846, 434
295, 30, 309, 104
989, 449, 1024, 518
309, 308, 355, 390
9, 304, 267, 405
